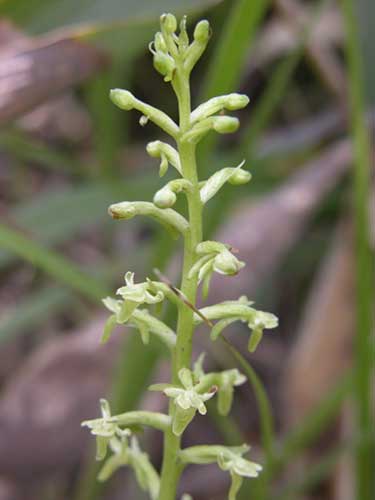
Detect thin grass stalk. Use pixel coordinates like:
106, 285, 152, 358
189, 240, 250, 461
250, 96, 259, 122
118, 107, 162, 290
341, 1, 375, 498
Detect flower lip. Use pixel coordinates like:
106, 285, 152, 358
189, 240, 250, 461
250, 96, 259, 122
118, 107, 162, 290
110, 89, 135, 111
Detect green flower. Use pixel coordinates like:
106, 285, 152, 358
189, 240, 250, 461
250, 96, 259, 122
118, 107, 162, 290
212, 248, 245, 275
81, 399, 131, 461
179, 444, 261, 500
218, 447, 262, 500
189, 242, 245, 299
116, 272, 164, 307
165, 368, 215, 414
101, 272, 165, 343
217, 447, 262, 477
154, 368, 215, 436
81, 399, 122, 438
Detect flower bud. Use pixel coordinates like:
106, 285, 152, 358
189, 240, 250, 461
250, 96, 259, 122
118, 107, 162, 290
213, 116, 239, 134
153, 52, 175, 81
146, 141, 182, 177
139, 115, 149, 126
226, 93, 250, 110
154, 31, 167, 52
161, 13, 177, 34
146, 140, 161, 157
109, 202, 135, 219
229, 169, 252, 185
153, 188, 177, 208
191, 94, 249, 124
194, 20, 210, 43
213, 249, 245, 275
109, 88, 135, 110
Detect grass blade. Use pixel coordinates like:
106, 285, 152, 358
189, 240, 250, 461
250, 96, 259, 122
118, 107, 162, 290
198, 0, 271, 164
240, 0, 330, 158
200, 0, 270, 100
0, 223, 108, 301
0, 286, 71, 342
275, 371, 353, 472
0, 179, 157, 269
341, 0, 375, 498
85, 64, 127, 180
276, 441, 352, 500
0, 129, 82, 174
276, 430, 375, 500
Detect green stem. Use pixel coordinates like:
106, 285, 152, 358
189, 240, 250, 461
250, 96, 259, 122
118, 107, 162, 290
158, 64, 203, 500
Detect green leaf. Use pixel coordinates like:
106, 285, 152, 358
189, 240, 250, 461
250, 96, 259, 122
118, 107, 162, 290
240, 0, 329, 157
199, 0, 270, 101
0, 223, 108, 301
85, 65, 128, 180
198, 0, 271, 164
0, 130, 82, 174
275, 371, 353, 472
0, 180, 156, 270
0, 286, 71, 343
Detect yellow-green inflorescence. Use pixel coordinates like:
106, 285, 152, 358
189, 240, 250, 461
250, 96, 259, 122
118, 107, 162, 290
82, 13, 278, 500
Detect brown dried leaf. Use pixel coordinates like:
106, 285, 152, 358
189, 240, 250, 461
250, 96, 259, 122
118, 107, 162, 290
282, 221, 355, 428
0, 30, 107, 125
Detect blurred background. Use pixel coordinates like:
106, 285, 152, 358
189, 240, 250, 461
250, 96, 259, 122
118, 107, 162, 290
0, 0, 373, 499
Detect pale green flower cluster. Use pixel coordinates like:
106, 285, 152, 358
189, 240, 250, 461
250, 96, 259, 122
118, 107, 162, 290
82, 400, 160, 498
82, 12, 277, 500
